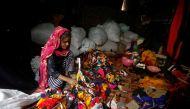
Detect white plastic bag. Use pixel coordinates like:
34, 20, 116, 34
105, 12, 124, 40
71, 26, 86, 49
123, 31, 138, 41
30, 56, 40, 82
103, 20, 121, 42
120, 31, 139, 50
70, 45, 82, 57
120, 34, 131, 50
119, 23, 130, 32
100, 40, 118, 52
80, 38, 96, 52
31, 23, 55, 45
137, 37, 144, 46
0, 89, 41, 109
88, 25, 108, 46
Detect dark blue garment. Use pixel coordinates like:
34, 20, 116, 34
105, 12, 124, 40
47, 51, 74, 89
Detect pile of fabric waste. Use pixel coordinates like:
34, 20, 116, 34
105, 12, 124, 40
33, 49, 123, 109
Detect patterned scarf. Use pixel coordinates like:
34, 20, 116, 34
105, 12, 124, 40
38, 26, 70, 90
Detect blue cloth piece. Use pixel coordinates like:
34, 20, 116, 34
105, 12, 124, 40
141, 96, 154, 109
133, 94, 144, 104
154, 95, 166, 109
133, 94, 154, 109
91, 78, 105, 85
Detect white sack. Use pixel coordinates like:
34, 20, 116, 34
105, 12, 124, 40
119, 23, 130, 32
120, 31, 139, 50
0, 89, 40, 109
137, 37, 145, 45
70, 45, 82, 57
80, 38, 96, 52
123, 31, 139, 41
31, 23, 55, 45
103, 21, 121, 42
30, 56, 40, 82
100, 40, 118, 52
88, 25, 108, 46
120, 34, 132, 50
71, 27, 86, 49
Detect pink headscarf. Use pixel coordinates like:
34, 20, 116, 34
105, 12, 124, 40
38, 26, 70, 90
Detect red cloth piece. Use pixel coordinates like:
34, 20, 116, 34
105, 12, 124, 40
167, 0, 184, 59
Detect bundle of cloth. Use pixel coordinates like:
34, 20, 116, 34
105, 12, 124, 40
34, 49, 122, 109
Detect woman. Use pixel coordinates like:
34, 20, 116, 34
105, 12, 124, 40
35, 26, 77, 92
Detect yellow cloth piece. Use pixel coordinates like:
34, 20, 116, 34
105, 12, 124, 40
77, 71, 86, 82
76, 71, 80, 82
102, 83, 108, 91
107, 73, 115, 83
50, 93, 63, 99
141, 50, 157, 66
36, 98, 45, 107
83, 93, 92, 107
78, 91, 84, 99
78, 91, 92, 108
139, 76, 168, 90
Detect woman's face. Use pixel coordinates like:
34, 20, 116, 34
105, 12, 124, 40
60, 36, 71, 50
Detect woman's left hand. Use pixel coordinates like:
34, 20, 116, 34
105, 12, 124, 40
67, 78, 77, 86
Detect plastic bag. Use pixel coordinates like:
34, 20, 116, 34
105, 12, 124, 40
71, 26, 86, 49
119, 23, 130, 33
100, 40, 118, 52
80, 38, 96, 52
123, 31, 138, 41
0, 89, 41, 109
88, 25, 108, 46
30, 56, 40, 82
31, 23, 55, 45
103, 20, 121, 42
70, 45, 82, 57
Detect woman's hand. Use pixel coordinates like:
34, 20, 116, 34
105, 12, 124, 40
58, 75, 77, 86
67, 78, 77, 86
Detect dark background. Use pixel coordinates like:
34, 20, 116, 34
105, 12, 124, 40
0, 0, 189, 108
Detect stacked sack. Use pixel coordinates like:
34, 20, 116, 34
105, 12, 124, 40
31, 20, 144, 57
